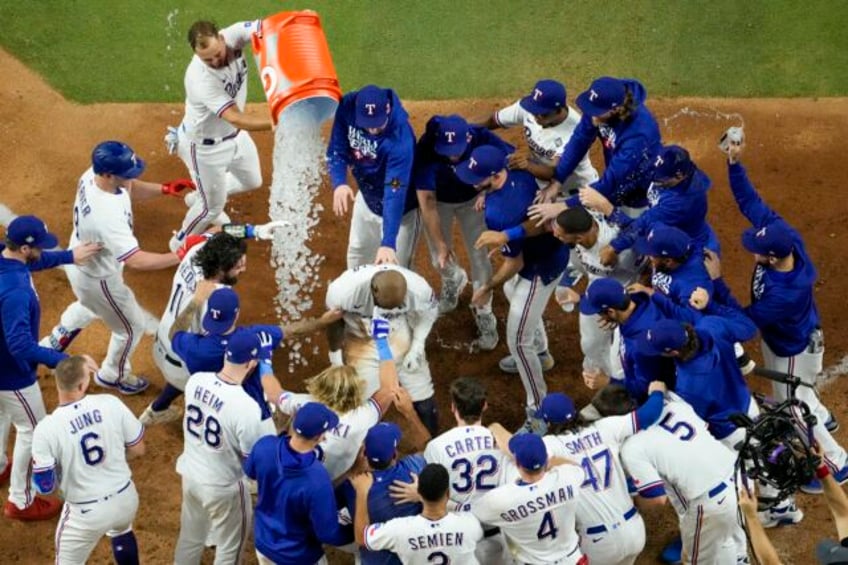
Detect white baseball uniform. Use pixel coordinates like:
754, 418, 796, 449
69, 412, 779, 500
348, 191, 422, 270
544, 415, 646, 565
622, 394, 743, 565
174, 371, 271, 564
495, 102, 598, 193
570, 211, 644, 377
364, 511, 484, 564
325, 265, 437, 403
31, 394, 143, 563
0, 382, 47, 510
278, 392, 382, 481
170, 20, 264, 252
53, 168, 149, 387
473, 464, 585, 565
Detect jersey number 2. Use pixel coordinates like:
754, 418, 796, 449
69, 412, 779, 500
427, 551, 449, 564
186, 405, 222, 448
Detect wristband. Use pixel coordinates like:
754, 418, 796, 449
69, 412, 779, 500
504, 225, 526, 242
376, 338, 393, 361
259, 360, 273, 377
329, 349, 344, 366
816, 465, 831, 479
222, 223, 255, 240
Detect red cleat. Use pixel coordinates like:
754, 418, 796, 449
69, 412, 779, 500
3, 496, 62, 521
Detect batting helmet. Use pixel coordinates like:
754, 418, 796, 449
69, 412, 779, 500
91, 141, 146, 179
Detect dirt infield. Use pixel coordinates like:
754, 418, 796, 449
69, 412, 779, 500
2, 47, 847, 563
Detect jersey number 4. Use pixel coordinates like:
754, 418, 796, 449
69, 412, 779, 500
451, 454, 498, 494
537, 510, 558, 540
186, 405, 222, 448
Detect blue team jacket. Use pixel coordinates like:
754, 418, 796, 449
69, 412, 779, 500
556, 80, 661, 209
326, 88, 417, 249
729, 162, 820, 357
610, 167, 719, 254
413, 117, 515, 204
0, 249, 71, 390
245, 434, 353, 564
651, 250, 714, 309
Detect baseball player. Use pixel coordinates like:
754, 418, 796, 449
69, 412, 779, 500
174, 331, 272, 564
472, 433, 586, 565
415, 115, 515, 349
543, 77, 662, 218
480, 79, 598, 194
246, 401, 354, 564
31, 356, 145, 564
595, 386, 745, 565
461, 145, 569, 433
355, 463, 485, 564
44, 140, 192, 395
0, 215, 100, 521
722, 139, 848, 494
326, 264, 439, 435
326, 85, 419, 267
167, 19, 273, 252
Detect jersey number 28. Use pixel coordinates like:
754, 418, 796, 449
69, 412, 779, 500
186, 404, 222, 448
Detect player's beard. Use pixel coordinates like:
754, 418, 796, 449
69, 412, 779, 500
220, 274, 239, 286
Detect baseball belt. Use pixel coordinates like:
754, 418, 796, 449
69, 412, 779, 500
156, 337, 184, 368
584, 506, 638, 535
70, 480, 131, 505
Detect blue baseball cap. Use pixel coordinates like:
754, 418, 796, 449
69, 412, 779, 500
519, 79, 567, 115
355, 85, 390, 129
293, 402, 339, 439
6, 215, 58, 249
638, 319, 688, 356
224, 330, 260, 364
91, 141, 146, 179
364, 422, 402, 465
741, 223, 794, 258
535, 393, 576, 424
580, 278, 629, 315
203, 288, 240, 334
433, 115, 470, 158
576, 77, 628, 118
652, 145, 695, 184
635, 224, 692, 259
455, 145, 508, 186
509, 433, 548, 471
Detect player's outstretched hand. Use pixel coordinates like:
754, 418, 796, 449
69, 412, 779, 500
176, 234, 208, 261
370, 316, 390, 341
401, 343, 425, 373
435, 243, 453, 271
474, 230, 508, 252
648, 380, 668, 395
392, 387, 417, 418
579, 186, 613, 216
470, 284, 493, 308
533, 181, 560, 205
689, 287, 710, 311
320, 309, 344, 326
256, 331, 275, 362
351, 471, 374, 494
528, 202, 567, 227
737, 482, 758, 517
164, 126, 179, 155
582, 369, 610, 391
507, 152, 529, 171
333, 184, 355, 216
555, 286, 580, 309
389, 472, 421, 504
718, 126, 745, 164
80, 354, 100, 373
161, 178, 196, 197
71, 241, 104, 265
253, 220, 290, 241
473, 193, 486, 212
599, 245, 619, 267
626, 282, 653, 296
374, 246, 398, 265
703, 249, 722, 280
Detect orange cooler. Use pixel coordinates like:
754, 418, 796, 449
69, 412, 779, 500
252, 11, 341, 125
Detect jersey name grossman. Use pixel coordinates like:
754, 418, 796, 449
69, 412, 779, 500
500, 485, 576, 522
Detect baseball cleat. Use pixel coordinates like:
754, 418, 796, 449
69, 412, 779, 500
515, 407, 547, 436
825, 413, 839, 433
736, 352, 756, 376
799, 465, 848, 495
659, 536, 682, 564
139, 404, 181, 426
498, 352, 555, 374
3, 496, 62, 522
438, 268, 468, 314
758, 501, 804, 528
472, 311, 498, 351
0, 460, 10, 487
95, 373, 150, 396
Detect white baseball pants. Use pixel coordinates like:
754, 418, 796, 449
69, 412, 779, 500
55, 482, 138, 565
578, 512, 645, 565
152, 335, 191, 391
763, 331, 847, 471
0, 382, 46, 509
679, 478, 740, 565
171, 129, 262, 251
257, 552, 327, 565
0, 413, 10, 471
174, 476, 252, 565
579, 312, 618, 377
63, 267, 146, 384
423, 198, 493, 312
504, 273, 561, 409
346, 191, 420, 269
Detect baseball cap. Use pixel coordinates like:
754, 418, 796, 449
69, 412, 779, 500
203, 288, 240, 334
638, 319, 688, 356
455, 145, 508, 186
535, 393, 576, 424
519, 79, 567, 116
741, 222, 794, 258
652, 145, 695, 184
576, 77, 628, 118
635, 224, 692, 259
355, 85, 390, 129
817, 539, 848, 564
509, 433, 548, 471
364, 422, 402, 465
91, 141, 146, 179
5, 215, 58, 249
433, 115, 470, 158
224, 330, 260, 364
293, 402, 340, 439
580, 278, 629, 315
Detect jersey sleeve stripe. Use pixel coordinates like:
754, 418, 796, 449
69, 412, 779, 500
32, 463, 56, 472
630, 410, 639, 433
125, 427, 145, 447
367, 397, 382, 418
116, 247, 140, 262
493, 111, 505, 128
216, 100, 237, 118
363, 526, 376, 551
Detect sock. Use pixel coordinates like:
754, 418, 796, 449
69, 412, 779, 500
150, 384, 183, 412
111, 531, 139, 565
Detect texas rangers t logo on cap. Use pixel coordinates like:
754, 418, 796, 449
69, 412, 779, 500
364, 103, 376, 116
468, 156, 478, 169
533, 88, 543, 101
210, 308, 222, 320
654, 155, 664, 167
444, 131, 456, 142
589, 89, 599, 101
756, 227, 767, 238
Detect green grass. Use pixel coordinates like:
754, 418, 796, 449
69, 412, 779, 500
1, 0, 846, 102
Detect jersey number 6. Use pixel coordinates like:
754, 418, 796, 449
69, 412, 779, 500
80, 432, 105, 466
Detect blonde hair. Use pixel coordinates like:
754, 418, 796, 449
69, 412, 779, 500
305, 365, 366, 415
54, 356, 87, 392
